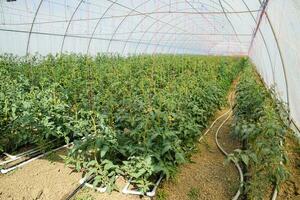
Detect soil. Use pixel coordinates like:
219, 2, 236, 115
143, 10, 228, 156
277, 133, 300, 200
0, 149, 82, 200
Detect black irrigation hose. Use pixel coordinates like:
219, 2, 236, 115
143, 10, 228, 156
64, 175, 95, 200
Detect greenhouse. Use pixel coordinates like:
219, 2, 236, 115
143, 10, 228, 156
0, 0, 299, 200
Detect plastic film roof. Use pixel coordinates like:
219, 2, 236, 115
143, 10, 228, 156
0, 0, 261, 55
0, 0, 300, 135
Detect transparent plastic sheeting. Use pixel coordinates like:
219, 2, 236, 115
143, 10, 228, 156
0, 0, 260, 55
249, 0, 300, 136
0, 0, 299, 134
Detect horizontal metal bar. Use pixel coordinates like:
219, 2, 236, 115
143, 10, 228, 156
0, 28, 196, 52
2, 9, 260, 26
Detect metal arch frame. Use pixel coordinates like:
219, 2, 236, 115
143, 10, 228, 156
206, 37, 251, 55
152, 19, 201, 55
133, 11, 225, 54
107, 2, 223, 53
138, 14, 206, 54
162, 0, 231, 55
217, 0, 242, 52
21, 1, 254, 54
207, 41, 250, 55
184, 0, 217, 33
140, 0, 249, 55
156, 35, 193, 54
86, 0, 206, 54
2, 27, 197, 53
134, 15, 192, 54
104, 0, 209, 37
154, 27, 248, 55
5, 8, 261, 27
148, 14, 211, 53
151, 16, 209, 54
248, 0, 267, 52
120, 0, 230, 55
161, 0, 222, 54
86, 0, 118, 54
122, 13, 224, 54
250, 0, 291, 122
106, 0, 153, 52
21, 0, 260, 56
26, 0, 44, 55
146, 35, 198, 54
104, 0, 230, 54
265, 12, 290, 122
149, 29, 247, 55
149, 2, 244, 55
164, 34, 218, 55
144, 21, 238, 55
167, 34, 216, 55
60, 0, 84, 53
107, 0, 230, 53
164, 29, 196, 55
242, 0, 276, 85
163, 34, 221, 52
20, 1, 274, 57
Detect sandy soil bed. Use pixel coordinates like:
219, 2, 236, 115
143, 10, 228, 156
0, 149, 82, 200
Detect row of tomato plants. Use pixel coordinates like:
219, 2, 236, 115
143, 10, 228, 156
0, 54, 244, 192
230, 64, 289, 199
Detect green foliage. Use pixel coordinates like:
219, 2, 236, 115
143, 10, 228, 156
0, 59, 70, 152
0, 54, 244, 193
122, 156, 154, 193
230, 65, 289, 200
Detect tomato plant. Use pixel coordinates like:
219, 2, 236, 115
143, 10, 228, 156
231, 65, 289, 199
0, 54, 244, 192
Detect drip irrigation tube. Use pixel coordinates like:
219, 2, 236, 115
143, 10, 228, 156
79, 176, 107, 193
0, 139, 60, 166
0, 143, 71, 174
272, 188, 278, 200
214, 110, 244, 200
213, 84, 244, 200
199, 109, 232, 142
122, 175, 164, 197
65, 175, 95, 200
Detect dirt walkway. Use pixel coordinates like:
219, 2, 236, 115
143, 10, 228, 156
156, 81, 241, 200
